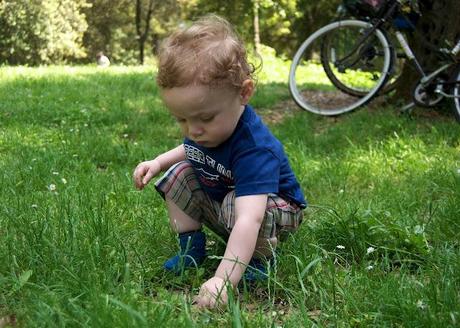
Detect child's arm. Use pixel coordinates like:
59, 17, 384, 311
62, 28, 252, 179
133, 144, 186, 190
194, 194, 267, 307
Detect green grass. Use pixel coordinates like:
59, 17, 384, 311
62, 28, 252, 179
1, 62, 459, 327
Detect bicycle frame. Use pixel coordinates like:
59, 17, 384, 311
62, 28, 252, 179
289, 0, 460, 119
363, 0, 460, 100
336, 1, 400, 67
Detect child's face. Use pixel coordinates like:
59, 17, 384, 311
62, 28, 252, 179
161, 83, 251, 148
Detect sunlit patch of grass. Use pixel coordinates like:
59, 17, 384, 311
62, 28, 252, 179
294, 59, 381, 89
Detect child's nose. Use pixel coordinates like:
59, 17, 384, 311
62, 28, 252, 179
189, 124, 204, 138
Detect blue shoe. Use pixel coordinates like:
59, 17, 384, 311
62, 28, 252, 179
164, 230, 207, 274
243, 257, 274, 282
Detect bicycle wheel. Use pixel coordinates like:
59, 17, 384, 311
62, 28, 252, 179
321, 25, 396, 97
452, 65, 460, 122
289, 20, 392, 116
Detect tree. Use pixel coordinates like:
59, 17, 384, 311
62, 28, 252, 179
135, 0, 156, 64
395, 0, 460, 102
253, 0, 261, 54
0, 0, 90, 65
83, 0, 134, 63
207, 0, 338, 56
134, 0, 178, 64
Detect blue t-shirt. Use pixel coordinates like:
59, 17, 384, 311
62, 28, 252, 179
184, 105, 307, 208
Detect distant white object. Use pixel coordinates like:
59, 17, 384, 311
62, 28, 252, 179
96, 52, 110, 67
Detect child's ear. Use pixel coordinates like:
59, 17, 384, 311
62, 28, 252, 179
240, 79, 254, 105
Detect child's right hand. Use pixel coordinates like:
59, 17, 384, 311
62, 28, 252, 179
133, 159, 161, 190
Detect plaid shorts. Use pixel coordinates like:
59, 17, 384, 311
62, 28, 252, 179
155, 161, 303, 241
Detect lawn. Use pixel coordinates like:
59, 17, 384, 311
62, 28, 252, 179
0, 62, 459, 327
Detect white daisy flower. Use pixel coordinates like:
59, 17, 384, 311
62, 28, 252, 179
336, 245, 345, 250
48, 184, 56, 191
366, 247, 375, 255
416, 300, 427, 310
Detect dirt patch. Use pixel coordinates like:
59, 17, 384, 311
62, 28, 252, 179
256, 99, 303, 124
0, 315, 16, 328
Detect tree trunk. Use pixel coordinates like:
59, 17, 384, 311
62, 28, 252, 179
253, 0, 261, 54
394, 0, 460, 103
135, 0, 155, 65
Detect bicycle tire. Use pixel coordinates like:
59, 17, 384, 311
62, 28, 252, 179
321, 30, 407, 97
452, 65, 460, 122
289, 20, 392, 116
321, 23, 400, 97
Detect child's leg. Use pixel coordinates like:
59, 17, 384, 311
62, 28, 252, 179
155, 161, 214, 273
166, 198, 202, 233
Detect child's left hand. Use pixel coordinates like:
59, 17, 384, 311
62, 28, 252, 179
193, 276, 228, 309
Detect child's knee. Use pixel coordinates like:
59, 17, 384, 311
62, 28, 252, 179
168, 161, 194, 181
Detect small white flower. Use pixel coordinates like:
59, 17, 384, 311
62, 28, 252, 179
84, 123, 88, 127
123, 134, 128, 138
31, 204, 38, 209
52, 171, 59, 175
416, 300, 427, 310
48, 184, 56, 191
336, 245, 345, 249
366, 265, 374, 270
61, 178, 67, 184
366, 247, 375, 255
457, 168, 460, 175
339, 189, 344, 194
414, 225, 424, 234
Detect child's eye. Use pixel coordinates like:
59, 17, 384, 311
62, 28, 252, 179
201, 116, 214, 122
175, 117, 186, 123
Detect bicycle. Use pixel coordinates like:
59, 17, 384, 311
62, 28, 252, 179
288, 0, 460, 121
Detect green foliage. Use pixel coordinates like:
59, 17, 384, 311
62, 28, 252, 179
83, 0, 181, 65
190, 0, 340, 56
0, 0, 342, 65
0, 0, 90, 65
83, 0, 137, 64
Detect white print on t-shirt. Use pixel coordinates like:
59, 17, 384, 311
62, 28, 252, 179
184, 144, 233, 181
196, 168, 220, 181
216, 163, 232, 179
184, 144, 205, 164
205, 155, 216, 168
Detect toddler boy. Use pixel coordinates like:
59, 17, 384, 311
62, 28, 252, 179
133, 15, 306, 308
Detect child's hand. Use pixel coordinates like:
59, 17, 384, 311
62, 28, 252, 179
193, 276, 228, 309
133, 160, 161, 190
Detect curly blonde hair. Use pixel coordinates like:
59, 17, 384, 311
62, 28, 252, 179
156, 15, 254, 90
